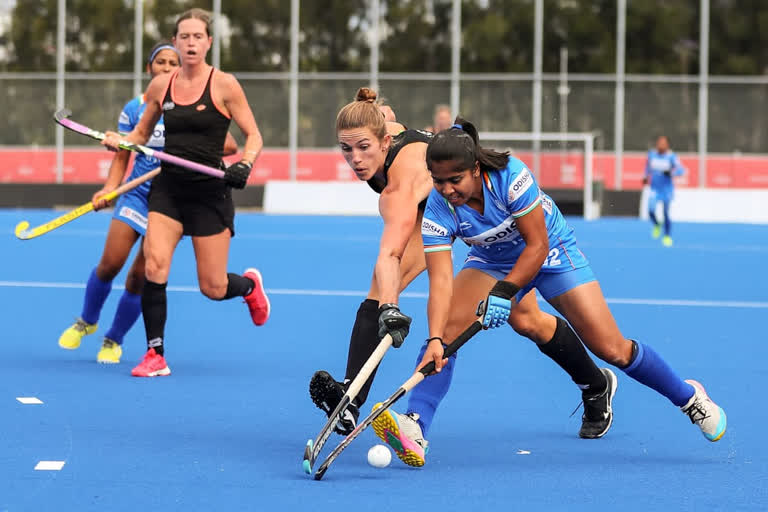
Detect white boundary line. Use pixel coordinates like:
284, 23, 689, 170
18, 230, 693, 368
0, 280, 766, 308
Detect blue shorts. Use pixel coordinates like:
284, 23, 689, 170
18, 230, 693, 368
112, 188, 149, 236
462, 260, 596, 301
649, 187, 674, 204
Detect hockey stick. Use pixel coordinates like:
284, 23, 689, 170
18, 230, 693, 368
14, 167, 160, 240
53, 108, 225, 179
313, 319, 483, 480
302, 334, 394, 474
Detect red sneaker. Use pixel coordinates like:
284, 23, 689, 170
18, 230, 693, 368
131, 348, 171, 377
243, 268, 270, 326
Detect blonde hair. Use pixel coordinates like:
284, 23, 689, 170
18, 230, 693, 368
335, 87, 387, 140
175, 8, 212, 36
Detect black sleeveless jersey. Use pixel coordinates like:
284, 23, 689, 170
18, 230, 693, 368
366, 129, 432, 194
161, 68, 230, 183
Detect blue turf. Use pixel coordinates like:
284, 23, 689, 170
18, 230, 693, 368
1, 209, 767, 511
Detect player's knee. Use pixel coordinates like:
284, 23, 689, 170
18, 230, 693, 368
143, 253, 170, 283
95, 260, 122, 282
594, 338, 634, 367
507, 312, 538, 340
508, 310, 551, 343
199, 279, 227, 300
124, 270, 145, 295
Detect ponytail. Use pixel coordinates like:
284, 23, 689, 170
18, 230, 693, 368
426, 117, 509, 172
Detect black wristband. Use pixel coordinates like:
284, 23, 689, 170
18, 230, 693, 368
490, 280, 521, 300
426, 336, 443, 344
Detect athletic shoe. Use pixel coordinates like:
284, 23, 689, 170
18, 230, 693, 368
371, 404, 428, 467
131, 348, 171, 377
579, 368, 618, 439
662, 235, 673, 247
58, 318, 98, 350
96, 338, 122, 364
309, 370, 359, 435
681, 379, 726, 442
652, 224, 662, 239
243, 268, 270, 326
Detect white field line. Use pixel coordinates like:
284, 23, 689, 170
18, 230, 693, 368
0, 280, 766, 308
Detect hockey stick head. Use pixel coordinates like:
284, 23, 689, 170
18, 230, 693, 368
14, 221, 31, 240
53, 108, 72, 123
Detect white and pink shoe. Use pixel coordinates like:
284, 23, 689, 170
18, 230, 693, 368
371, 404, 428, 467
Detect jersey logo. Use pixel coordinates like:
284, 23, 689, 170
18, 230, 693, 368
162, 101, 175, 111
508, 168, 534, 202
196, 104, 207, 112
422, 218, 448, 237
118, 111, 130, 125
459, 221, 472, 230
462, 214, 521, 246
541, 194, 553, 214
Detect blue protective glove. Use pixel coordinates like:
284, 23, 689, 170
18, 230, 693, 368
479, 280, 521, 329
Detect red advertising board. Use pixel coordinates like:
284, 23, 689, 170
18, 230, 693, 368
1, 148, 766, 189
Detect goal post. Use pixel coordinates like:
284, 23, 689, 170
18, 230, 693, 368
478, 131, 599, 220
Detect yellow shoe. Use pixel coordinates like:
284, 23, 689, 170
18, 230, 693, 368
652, 224, 661, 239
662, 235, 673, 247
97, 338, 122, 364
58, 318, 98, 350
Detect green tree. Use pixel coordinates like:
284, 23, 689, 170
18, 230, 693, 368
710, 0, 768, 75
379, 0, 452, 72
7, 0, 58, 71
462, 0, 535, 72
299, 0, 369, 71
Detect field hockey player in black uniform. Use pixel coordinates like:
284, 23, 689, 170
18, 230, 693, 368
102, 8, 270, 377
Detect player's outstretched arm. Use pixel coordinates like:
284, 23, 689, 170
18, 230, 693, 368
422, 248, 454, 372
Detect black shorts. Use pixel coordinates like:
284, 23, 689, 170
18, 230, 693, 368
147, 172, 235, 237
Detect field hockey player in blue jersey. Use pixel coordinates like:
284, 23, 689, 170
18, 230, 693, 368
58, 39, 238, 364
59, 41, 185, 363
644, 135, 685, 247
310, 89, 613, 441
372, 119, 726, 468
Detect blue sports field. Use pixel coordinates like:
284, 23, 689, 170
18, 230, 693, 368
1, 210, 766, 511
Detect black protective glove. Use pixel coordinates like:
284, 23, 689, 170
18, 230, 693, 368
224, 160, 252, 189
377, 303, 412, 348
663, 170, 672, 177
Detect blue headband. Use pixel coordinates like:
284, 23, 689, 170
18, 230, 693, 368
451, 123, 463, 130
148, 44, 181, 66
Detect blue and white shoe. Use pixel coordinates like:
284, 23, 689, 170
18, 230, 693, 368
681, 380, 726, 442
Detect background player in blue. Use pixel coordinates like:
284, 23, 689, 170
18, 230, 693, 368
58, 41, 237, 364
310, 89, 611, 441
372, 119, 726, 468
643, 135, 685, 247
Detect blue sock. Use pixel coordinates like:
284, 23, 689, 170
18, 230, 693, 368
104, 290, 142, 345
663, 201, 671, 235
622, 341, 694, 407
81, 269, 113, 325
406, 342, 457, 436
